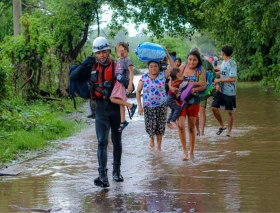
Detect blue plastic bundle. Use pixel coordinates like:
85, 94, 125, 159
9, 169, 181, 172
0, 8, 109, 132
135, 42, 166, 62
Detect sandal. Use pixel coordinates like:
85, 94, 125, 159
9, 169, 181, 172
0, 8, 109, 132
216, 127, 227, 135
129, 104, 137, 119
118, 121, 129, 132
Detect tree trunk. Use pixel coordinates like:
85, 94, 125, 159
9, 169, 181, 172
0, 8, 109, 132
13, 0, 22, 36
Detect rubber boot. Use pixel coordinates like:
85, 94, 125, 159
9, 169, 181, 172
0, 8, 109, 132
94, 169, 110, 188
112, 163, 124, 182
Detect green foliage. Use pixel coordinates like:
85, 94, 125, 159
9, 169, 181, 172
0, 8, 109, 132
107, 0, 203, 38
0, 1, 13, 42
0, 66, 8, 101
0, 13, 57, 99
46, 0, 97, 53
197, 0, 280, 87
0, 98, 83, 163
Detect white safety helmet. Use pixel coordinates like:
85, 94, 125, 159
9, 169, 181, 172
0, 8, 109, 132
92, 37, 111, 53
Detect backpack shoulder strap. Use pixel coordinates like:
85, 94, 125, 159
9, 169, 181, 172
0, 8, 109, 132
197, 65, 202, 73
91, 63, 97, 70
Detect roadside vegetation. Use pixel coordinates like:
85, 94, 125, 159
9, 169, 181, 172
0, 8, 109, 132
0, 98, 86, 165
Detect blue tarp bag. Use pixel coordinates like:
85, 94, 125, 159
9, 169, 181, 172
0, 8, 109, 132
135, 42, 166, 62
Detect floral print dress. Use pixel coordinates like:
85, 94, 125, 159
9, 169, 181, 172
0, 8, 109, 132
140, 71, 168, 137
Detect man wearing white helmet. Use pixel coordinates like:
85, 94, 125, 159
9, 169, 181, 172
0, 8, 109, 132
91, 36, 124, 188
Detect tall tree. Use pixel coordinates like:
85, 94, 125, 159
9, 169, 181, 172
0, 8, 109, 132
13, 0, 22, 36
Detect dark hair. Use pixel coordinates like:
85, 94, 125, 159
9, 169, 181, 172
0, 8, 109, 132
221, 45, 233, 56
175, 58, 182, 64
170, 67, 181, 80
171, 52, 177, 56
115, 42, 129, 52
187, 51, 202, 67
190, 47, 199, 53
147, 61, 160, 67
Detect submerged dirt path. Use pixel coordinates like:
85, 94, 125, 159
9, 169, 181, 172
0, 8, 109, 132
0, 106, 247, 213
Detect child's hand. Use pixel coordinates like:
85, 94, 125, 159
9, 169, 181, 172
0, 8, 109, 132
170, 87, 178, 94
214, 78, 220, 83
191, 88, 197, 95
138, 106, 144, 115
127, 83, 133, 93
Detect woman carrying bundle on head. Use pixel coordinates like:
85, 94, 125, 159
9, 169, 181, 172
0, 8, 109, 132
136, 46, 174, 152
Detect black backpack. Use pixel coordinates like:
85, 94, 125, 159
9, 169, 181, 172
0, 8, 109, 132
69, 56, 96, 109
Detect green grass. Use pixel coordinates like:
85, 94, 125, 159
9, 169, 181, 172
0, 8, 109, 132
0, 98, 87, 164
237, 81, 261, 88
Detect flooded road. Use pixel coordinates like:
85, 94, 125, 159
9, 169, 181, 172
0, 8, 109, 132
1, 82, 280, 213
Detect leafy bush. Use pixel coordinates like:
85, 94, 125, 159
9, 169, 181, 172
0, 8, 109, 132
0, 66, 7, 101
0, 98, 83, 163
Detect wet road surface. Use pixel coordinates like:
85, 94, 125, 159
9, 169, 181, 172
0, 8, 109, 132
1, 83, 280, 212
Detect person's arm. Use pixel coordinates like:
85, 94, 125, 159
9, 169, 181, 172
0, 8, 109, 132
165, 65, 173, 79
214, 61, 237, 83
214, 77, 236, 83
127, 65, 134, 92
70, 57, 96, 81
161, 45, 174, 79
162, 46, 175, 69
136, 80, 144, 115
214, 76, 236, 93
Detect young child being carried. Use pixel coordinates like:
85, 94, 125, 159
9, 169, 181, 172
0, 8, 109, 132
166, 67, 189, 129
110, 42, 137, 132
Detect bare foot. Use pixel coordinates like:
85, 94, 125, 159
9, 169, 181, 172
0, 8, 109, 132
182, 153, 188, 161
190, 153, 194, 159
149, 140, 155, 148
157, 147, 161, 152
227, 131, 231, 137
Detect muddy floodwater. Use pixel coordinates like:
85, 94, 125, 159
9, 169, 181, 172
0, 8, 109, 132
1, 82, 280, 213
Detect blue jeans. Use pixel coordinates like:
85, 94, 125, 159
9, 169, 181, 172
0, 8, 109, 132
167, 95, 182, 123
95, 99, 122, 170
